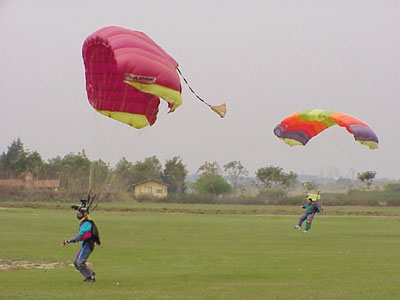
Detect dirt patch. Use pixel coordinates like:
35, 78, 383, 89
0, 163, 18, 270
0, 258, 62, 271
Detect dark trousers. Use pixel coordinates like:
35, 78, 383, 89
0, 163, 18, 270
297, 213, 314, 230
73, 243, 94, 278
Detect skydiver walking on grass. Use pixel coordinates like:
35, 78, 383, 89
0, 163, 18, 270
61, 197, 101, 282
294, 193, 322, 233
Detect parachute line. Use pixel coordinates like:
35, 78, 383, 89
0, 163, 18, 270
176, 68, 211, 107
177, 68, 227, 118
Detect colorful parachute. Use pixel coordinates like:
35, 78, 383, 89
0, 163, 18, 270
82, 26, 182, 129
274, 109, 379, 149
83, 26, 226, 129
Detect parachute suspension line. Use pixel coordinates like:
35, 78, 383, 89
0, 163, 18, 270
88, 46, 104, 197
87, 44, 150, 206
176, 68, 227, 118
87, 44, 126, 205
176, 67, 211, 107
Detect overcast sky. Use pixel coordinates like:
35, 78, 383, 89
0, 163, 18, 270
1, 0, 399, 180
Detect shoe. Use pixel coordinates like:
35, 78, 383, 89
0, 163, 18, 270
294, 225, 300, 229
303, 230, 308, 233
83, 275, 96, 282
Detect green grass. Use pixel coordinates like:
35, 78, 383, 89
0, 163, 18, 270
0, 205, 399, 299
3, 200, 400, 216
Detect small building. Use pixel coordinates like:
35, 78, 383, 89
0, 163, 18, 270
131, 180, 168, 198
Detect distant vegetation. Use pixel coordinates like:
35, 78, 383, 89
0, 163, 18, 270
0, 138, 399, 205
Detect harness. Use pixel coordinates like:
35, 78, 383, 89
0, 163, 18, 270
80, 220, 101, 250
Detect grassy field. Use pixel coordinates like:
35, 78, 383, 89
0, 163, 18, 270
0, 204, 399, 299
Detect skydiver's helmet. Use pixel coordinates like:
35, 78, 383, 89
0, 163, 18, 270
71, 199, 89, 220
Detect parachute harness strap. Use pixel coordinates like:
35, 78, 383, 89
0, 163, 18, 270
176, 68, 211, 108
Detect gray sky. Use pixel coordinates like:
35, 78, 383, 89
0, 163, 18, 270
1, 0, 399, 179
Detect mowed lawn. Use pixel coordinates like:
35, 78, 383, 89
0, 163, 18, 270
0, 206, 399, 299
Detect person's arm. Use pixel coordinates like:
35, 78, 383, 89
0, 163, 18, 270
68, 233, 82, 243
61, 234, 80, 246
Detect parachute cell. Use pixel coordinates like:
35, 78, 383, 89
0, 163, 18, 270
274, 109, 379, 149
82, 26, 182, 129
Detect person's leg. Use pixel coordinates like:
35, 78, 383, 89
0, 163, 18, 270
73, 244, 95, 280
73, 248, 82, 271
298, 214, 307, 226
305, 214, 314, 231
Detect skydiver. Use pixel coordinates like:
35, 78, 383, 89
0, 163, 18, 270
61, 199, 101, 282
294, 195, 322, 233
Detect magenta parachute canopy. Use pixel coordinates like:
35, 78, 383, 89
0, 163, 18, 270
82, 26, 183, 129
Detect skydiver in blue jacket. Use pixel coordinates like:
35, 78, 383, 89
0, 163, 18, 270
61, 198, 100, 282
294, 194, 322, 233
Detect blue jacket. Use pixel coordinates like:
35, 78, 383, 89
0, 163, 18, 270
69, 220, 92, 245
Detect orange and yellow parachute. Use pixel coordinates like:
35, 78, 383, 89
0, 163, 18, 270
274, 109, 379, 149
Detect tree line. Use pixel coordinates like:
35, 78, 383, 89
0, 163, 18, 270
0, 138, 300, 197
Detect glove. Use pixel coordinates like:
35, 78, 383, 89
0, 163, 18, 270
61, 239, 69, 246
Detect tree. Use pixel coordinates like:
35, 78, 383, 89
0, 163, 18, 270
194, 161, 232, 198
25, 151, 45, 179
89, 159, 110, 191
256, 166, 282, 188
44, 156, 63, 179
44, 154, 109, 192
357, 171, 376, 190
0, 138, 26, 178
0, 138, 46, 179
163, 156, 188, 195
223, 161, 248, 195
60, 151, 91, 190
112, 157, 134, 191
131, 156, 163, 183
194, 174, 232, 197
11, 150, 28, 179
197, 161, 220, 176
0, 152, 6, 178
280, 171, 297, 189
256, 166, 297, 189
